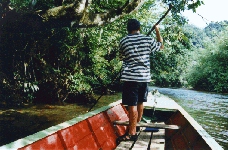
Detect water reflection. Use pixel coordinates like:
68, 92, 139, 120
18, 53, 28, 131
149, 87, 228, 149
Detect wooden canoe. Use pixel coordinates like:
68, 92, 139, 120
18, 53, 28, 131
0, 92, 223, 150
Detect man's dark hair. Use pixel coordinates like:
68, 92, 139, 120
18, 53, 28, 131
127, 19, 140, 32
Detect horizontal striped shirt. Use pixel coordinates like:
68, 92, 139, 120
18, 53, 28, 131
119, 33, 161, 82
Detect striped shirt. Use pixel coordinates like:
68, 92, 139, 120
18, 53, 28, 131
119, 33, 162, 82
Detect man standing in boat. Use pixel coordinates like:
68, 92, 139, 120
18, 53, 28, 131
118, 19, 163, 141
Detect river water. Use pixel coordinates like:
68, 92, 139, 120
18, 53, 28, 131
149, 87, 228, 149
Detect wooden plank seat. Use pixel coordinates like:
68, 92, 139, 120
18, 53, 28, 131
113, 121, 180, 130
115, 122, 166, 150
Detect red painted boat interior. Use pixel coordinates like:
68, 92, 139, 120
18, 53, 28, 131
165, 110, 211, 150
18, 104, 129, 150
17, 103, 211, 150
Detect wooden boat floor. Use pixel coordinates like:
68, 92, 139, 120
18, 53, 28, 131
115, 122, 165, 150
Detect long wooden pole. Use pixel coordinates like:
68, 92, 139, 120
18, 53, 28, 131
87, 4, 173, 112
87, 68, 122, 112
147, 4, 172, 36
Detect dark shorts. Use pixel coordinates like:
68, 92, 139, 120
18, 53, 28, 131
122, 81, 148, 106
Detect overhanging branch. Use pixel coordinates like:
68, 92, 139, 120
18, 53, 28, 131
39, 0, 145, 27
147, 4, 172, 36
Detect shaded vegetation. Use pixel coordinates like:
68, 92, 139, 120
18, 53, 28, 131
185, 22, 228, 92
1, 0, 227, 108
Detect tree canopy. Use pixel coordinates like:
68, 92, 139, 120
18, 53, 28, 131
184, 21, 228, 92
1, 0, 204, 28
4, 0, 227, 107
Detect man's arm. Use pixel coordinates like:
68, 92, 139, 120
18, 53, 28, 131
155, 25, 164, 49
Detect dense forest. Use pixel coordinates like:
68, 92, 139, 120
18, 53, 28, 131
0, 0, 227, 107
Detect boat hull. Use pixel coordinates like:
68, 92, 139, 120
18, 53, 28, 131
0, 94, 223, 150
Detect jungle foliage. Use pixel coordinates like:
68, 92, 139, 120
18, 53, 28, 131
184, 21, 228, 92
1, 0, 227, 106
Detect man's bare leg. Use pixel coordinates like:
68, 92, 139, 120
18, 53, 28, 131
137, 102, 144, 122
128, 106, 138, 135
